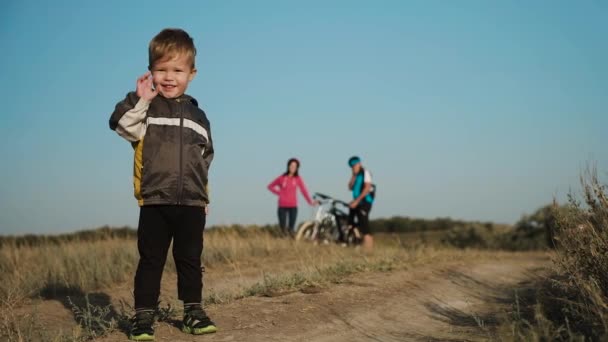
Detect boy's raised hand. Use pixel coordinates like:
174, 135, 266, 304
136, 72, 158, 101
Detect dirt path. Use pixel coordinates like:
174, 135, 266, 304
92, 252, 550, 342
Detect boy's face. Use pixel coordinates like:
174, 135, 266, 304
150, 54, 196, 99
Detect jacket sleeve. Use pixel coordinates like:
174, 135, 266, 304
267, 175, 282, 195
202, 127, 214, 181
202, 123, 214, 203
297, 177, 314, 205
109, 92, 150, 142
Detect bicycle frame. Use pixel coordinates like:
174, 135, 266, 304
296, 192, 351, 243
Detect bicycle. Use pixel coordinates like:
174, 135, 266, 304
295, 192, 362, 246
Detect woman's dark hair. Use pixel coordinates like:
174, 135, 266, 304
283, 158, 300, 176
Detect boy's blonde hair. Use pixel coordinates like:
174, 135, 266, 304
148, 28, 197, 69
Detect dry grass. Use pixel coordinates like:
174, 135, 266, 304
0, 238, 138, 302
0, 220, 517, 305
498, 167, 608, 341
0, 226, 298, 303
0, 224, 477, 341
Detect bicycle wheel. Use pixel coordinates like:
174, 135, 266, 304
295, 221, 317, 241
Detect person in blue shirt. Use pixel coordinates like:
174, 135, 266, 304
347, 156, 375, 251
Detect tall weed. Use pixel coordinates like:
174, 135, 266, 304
501, 168, 608, 340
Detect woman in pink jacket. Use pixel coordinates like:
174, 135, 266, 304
267, 158, 316, 236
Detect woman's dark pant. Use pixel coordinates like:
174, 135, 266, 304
134, 205, 206, 309
277, 207, 298, 234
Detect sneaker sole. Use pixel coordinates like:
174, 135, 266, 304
182, 325, 218, 335
129, 333, 154, 341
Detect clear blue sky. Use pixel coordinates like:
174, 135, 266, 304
0, 1, 606, 235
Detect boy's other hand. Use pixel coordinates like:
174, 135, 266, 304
136, 72, 158, 101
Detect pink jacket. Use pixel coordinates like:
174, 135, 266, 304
267, 175, 314, 208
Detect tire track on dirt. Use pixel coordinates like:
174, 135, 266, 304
97, 252, 550, 341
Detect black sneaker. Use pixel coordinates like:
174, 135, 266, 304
182, 306, 217, 335
130, 310, 155, 341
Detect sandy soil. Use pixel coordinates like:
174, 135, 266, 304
72, 251, 551, 342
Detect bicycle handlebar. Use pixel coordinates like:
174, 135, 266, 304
313, 192, 350, 207
334, 199, 350, 207
313, 192, 332, 200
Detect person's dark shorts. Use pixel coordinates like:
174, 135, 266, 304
349, 201, 373, 235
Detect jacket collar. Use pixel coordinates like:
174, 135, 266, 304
158, 94, 199, 107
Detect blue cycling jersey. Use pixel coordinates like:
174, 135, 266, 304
352, 168, 374, 204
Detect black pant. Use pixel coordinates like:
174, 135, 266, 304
134, 205, 206, 309
277, 207, 297, 234
349, 201, 372, 235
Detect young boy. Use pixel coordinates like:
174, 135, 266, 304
109, 28, 216, 341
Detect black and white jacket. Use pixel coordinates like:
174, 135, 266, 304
109, 92, 214, 207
